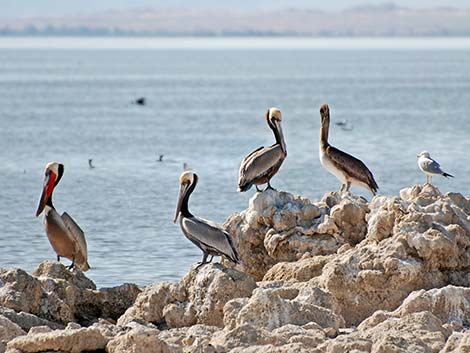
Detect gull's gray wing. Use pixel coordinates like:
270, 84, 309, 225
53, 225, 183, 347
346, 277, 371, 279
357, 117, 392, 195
238, 144, 285, 189
420, 157, 445, 175
181, 216, 239, 263
61, 212, 90, 270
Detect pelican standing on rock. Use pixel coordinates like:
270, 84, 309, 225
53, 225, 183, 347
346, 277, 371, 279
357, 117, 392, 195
36, 162, 90, 271
417, 151, 454, 184
174, 171, 240, 269
319, 104, 378, 195
238, 107, 287, 192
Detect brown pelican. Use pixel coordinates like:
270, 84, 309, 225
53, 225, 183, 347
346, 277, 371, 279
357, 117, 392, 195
417, 151, 454, 184
238, 107, 287, 192
36, 162, 90, 271
319, 104, 378, 195
174, 171, 240, 269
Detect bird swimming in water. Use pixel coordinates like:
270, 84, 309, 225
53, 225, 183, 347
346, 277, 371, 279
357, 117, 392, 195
417, 151, 454, 185
319, 104, 378, 195
135, 97, 146, 105
157, 154, 164, 162
238, 107, 287, 192
88, 159, 95, 169
36, 162, 90, 271
174, 171, 240, 269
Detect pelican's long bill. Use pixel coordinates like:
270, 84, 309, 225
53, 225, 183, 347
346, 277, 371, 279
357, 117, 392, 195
273, 118, 286, 153
36, 170, 56, 217
173, 181, 190, 223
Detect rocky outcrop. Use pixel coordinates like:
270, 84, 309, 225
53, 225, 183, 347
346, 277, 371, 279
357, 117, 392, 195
224, 190, 367, 280
0, 261, 141, 328
6, 323, 109, 353
0, 316, 25, 353
107, 326, 172, 353
119, 263, 256, 328
314, 184, 470, 326
2, 184, 470, 353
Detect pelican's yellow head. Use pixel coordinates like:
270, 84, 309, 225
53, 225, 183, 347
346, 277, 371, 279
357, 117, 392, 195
267, 107, 282, 123
179, 170, 195, 185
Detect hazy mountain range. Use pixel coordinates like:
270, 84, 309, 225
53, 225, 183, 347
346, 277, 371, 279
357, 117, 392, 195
1, 2, 470, 37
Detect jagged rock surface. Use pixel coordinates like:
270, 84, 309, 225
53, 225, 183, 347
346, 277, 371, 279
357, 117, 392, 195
119, 263, 256, 328
0, 315, 25, 353
224, 190, 367, 280
6, 324, 109, 353
2, 185, 470, 353
0, 261, 141, 327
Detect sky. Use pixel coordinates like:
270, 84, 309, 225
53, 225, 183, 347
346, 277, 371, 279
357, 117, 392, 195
1, 0, 469, 18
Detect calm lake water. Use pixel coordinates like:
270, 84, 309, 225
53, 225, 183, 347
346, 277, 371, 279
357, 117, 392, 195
1, 37, 470, 287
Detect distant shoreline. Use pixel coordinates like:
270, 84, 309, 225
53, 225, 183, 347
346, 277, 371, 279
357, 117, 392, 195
1, 36, 470, 50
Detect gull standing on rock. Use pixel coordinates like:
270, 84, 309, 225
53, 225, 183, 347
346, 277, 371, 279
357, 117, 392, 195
319, 104, 378, 195
36, 162, 90, 271
174, 171, 240, 269
417, 151, 454, 185
238, 107, 287, 192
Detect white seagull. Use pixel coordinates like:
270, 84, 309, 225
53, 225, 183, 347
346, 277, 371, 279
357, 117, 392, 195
417, 151, 454, 185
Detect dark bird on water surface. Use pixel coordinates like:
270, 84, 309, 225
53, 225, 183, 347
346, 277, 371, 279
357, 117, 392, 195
174, 171, 240, 269
319, 104, 378, 196
335, 119, 347, 127
238, 107, 287, 192
88, 159, 95, 169
135, 97, 146, 105
36, 162, 90, 271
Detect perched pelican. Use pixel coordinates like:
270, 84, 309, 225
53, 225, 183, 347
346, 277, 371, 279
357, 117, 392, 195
36, 162, 90, 271
417, 151, 454, 184
319, 104, 378, 195
238, 107, 287, 192
174, 171, 240, 269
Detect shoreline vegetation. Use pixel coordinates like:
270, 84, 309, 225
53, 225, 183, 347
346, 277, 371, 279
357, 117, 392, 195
2, 184, 470, 352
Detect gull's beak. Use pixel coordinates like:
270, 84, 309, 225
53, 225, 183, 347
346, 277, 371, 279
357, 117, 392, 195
173, 182, 190, 223
36, 171, 56, 217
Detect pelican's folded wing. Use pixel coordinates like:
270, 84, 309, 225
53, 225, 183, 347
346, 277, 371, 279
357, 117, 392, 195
327, 145, 379, 192
61, 212, 89, 266
182, 216, 239, 263
238, 144, 284, 187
